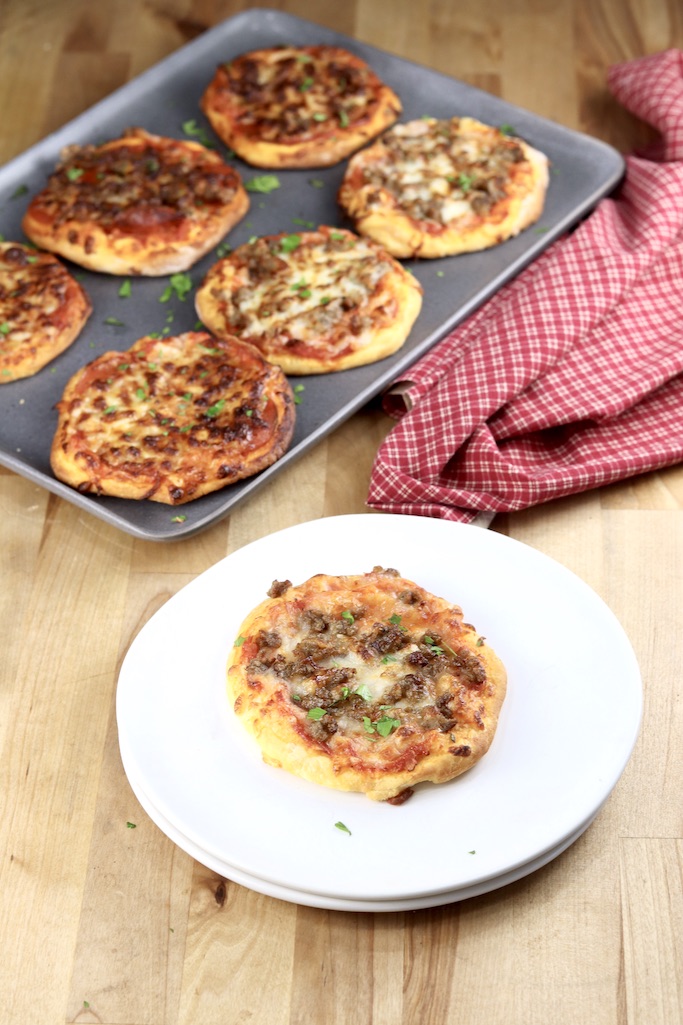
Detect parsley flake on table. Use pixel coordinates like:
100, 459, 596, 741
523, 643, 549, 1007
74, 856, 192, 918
245, 174, 281, 193
182, 118, 214, 147
159, 272, 193, 303
335, 821, 352, 836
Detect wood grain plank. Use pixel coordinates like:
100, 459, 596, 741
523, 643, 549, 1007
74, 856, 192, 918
177, 880, 296, 1025
65, 572, 199, 1025
0, 503, 132, 1024
620, 838, 683, 1025
600, 510, 683, 839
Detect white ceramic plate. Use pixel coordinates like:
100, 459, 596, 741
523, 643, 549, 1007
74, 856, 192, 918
116, 514, 642, 902
120, 730, 603, 911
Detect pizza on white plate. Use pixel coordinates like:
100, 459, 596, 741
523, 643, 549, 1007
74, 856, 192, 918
200, 44, 402, 168
22, 127, 249, 276
338, 115, 550, 258
50, 330, 295, 504
0, 241, 91, 383
226, 566, 507, 803
195, 226, 423, 375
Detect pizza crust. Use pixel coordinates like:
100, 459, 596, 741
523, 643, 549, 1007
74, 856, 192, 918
338, 116, 550, 258
0, 242, 91, 383
226, 567, 507, 802
22, 128, 249, 276
50, 331, 295, 504
195, 226, 423, 375
201, 45, 402, 168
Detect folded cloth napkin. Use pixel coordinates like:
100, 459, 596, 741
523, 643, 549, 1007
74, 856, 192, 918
367, 49, 683, 525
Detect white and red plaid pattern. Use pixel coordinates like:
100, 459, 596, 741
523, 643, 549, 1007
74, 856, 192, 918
368, 49, 683, 523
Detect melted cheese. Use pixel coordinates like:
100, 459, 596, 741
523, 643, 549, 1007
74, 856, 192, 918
362, 117, 530, 225
228, 233, 394, 350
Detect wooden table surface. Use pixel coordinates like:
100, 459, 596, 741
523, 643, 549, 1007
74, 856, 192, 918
1, 2, 682, 1024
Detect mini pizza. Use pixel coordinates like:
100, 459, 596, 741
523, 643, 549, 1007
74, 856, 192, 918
195, 226, 423, 375
226, 566, 507, 803
338, 116, 550, 258
50, 331, 295, 504
200, 44, 402, 168
0, 242, 91, 383
22, 127, 249, 276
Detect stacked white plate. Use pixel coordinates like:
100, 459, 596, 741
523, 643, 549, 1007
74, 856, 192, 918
116, 515, 642, 912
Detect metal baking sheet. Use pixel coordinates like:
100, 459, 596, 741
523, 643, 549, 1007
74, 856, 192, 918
0, 8, 624, 541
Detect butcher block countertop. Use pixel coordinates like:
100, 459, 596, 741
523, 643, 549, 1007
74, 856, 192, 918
1, 2, 681, 1024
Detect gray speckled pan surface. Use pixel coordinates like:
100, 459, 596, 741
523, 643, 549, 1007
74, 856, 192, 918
0, 8, 624, 541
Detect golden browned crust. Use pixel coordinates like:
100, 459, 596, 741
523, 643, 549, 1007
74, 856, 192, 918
226, 567, 507, 802
195, 226, 423, 375
200, 45, 402, 168
0, 242, 91, 383
338, 116, 550, 258
22, 128, 249, 276
50, 331, 295, 504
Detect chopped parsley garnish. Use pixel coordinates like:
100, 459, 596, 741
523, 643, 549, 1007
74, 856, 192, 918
308, 178, 325, 188
375, 715, 401, 737
245, 174, 281, 193
182, 118, 214, 147
104, 316, 125, 326
0, 322, 10, 335
335, 821, 352, 836
205, 398, 225, 417
234, 635, 246, 647
312, 112, 327, 122
126, 821, 137, 829
299, 76, 314, 91
118, 279, 131, 298
354, 684, 373, 702
293, 383, 305, 404
457, 173, 475, 192
388, 613, 402, 626
341, 609, 354, 624
280, 233, 302, 253
159, 272, 193, 303
338, 110, 350, 128
499, 123, 517, 136
307, 707, 326, 720
66, 167, 84, 182
363, 714, 400, 738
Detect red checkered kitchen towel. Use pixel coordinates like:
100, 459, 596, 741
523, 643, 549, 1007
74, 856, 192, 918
368, 49, 683, 524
